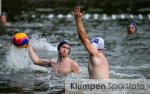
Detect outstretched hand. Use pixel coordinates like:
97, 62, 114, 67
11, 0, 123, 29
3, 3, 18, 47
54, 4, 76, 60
71, 6, 85, 18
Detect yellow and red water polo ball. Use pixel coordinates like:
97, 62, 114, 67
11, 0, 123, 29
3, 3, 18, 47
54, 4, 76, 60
13, 33, 29, 48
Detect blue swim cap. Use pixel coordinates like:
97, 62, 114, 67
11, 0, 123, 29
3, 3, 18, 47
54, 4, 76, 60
128, 22, 137, 32
0, 12, 7, 17
57, 39, 71, 51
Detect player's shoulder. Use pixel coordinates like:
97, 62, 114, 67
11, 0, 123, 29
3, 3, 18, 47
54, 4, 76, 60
69, 58, 78, 65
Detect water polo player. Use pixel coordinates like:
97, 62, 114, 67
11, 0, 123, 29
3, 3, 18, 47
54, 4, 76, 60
0, 12, 11, 28
72, 6, 110, 79
127, 22, 137, 35
27, 39, 80, 76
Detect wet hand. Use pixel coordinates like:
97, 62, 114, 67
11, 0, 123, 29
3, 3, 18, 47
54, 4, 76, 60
26, 41, 31, 49
71, 6, 84, 18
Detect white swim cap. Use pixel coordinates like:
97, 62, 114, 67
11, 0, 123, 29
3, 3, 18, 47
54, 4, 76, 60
91, 37, 104, 50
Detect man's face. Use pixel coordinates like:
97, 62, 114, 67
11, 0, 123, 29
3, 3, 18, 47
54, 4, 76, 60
0, 15, 7, 24
59, 44, 71, 57
128, 24, 136, 33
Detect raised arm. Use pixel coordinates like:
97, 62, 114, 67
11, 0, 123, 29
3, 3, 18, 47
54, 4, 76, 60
72, 6, 98, 55
27, 42, 51, 67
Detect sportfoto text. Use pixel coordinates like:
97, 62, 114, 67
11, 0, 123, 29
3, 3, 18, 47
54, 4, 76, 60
70, 82, 145, 91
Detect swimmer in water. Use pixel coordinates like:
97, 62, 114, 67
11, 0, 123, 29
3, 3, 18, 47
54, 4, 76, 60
0, 12, 11, 28
72, 6, 110, 79
27, 39, 80, 76
127, 22, 137, 35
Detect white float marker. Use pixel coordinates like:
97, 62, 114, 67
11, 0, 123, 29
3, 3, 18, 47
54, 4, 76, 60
120, 14, 125, 19
48, 14, 54, 19
148, 14, 150, 20
102, 14, 107, 20
84, 14, 90, 19
111, 14, 116, 20
138, 14, 143, 20
129, 14, 134, 19
66, 14, 72, 19
57, 14, 63, 19
93, 13, 98, 20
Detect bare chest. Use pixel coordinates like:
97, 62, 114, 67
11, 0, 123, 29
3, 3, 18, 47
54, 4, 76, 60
51, 61, 71, 75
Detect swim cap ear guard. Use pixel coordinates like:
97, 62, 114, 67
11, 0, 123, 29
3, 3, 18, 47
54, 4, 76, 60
90, 37, 104, 50
57, 39, 71, 53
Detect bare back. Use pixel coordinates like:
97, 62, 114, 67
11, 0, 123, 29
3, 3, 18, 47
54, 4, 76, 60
88, 53, 109, 79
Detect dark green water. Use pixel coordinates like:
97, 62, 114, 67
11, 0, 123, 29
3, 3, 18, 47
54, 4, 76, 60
0, 0, 150, 94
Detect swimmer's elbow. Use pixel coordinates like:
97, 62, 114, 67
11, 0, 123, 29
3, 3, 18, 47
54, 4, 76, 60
74, 69, 80, 75
76, 70, 80, 75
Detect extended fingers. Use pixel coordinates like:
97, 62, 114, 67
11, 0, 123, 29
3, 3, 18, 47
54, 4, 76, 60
78, 6, 80, 12
72, 6, 85, 17
71, 11, 74, 15
74, 6, 80, 12
76, 6, 80, 12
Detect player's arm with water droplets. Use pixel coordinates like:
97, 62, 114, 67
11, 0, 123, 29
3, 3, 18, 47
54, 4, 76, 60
72, 6, 98, 55
27, 42, 51, 67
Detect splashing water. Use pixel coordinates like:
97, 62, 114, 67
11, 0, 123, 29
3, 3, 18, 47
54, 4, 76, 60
5, 34, 57, 72
6, 45, 30, 69
30, 34, 57, 52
